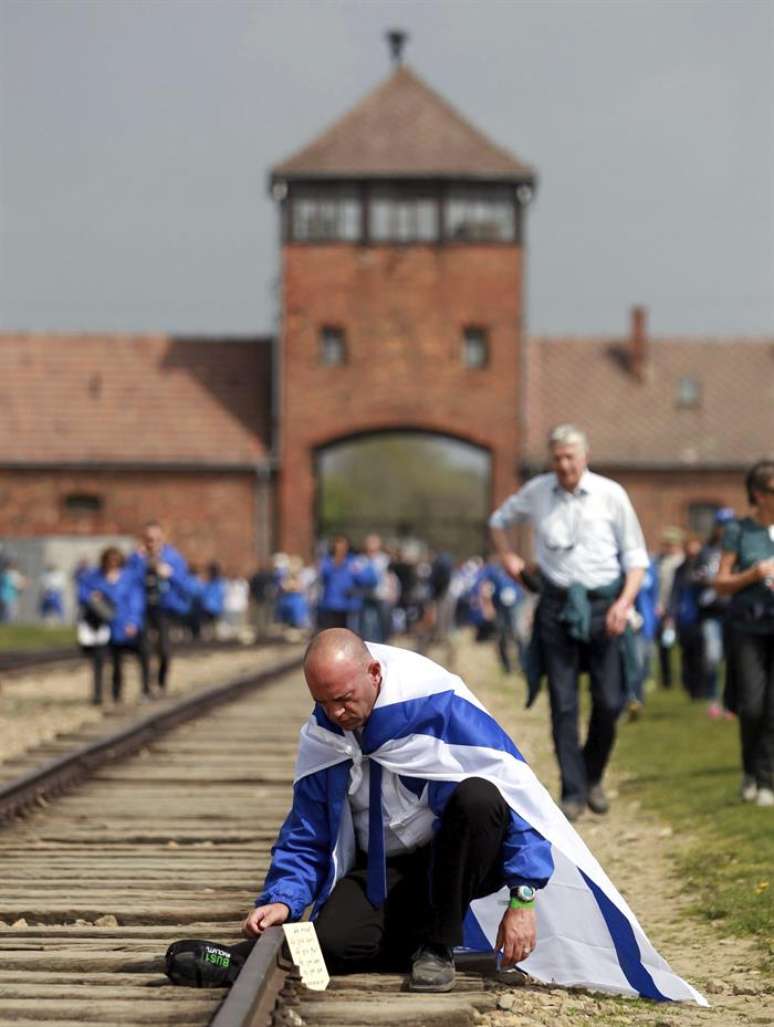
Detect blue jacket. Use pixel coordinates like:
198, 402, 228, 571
78, 567, 145, 645
200, 578, 225, 617
257, 757, 553, 921
126, 544, 191, 616
478, 563, 524, 611
635, 558, 659, 641
318, 556, 378, 614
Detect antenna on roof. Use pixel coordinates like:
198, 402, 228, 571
385, 29, 409, 67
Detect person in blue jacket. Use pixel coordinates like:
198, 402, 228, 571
201, 562, 225, 623
626, 555, 660, 718
476, 560, 526, 673
78, 546, 146, 704
126, 520, 190, 693
316, 536, 378, 633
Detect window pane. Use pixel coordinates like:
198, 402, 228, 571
677, 376, 701, 408
292, 187, 361, 242
369, 188, 438, 242
320, 327, 346, 366
688, 503, 719, 538
463, 328, 489, 368
416, 200, 437, 241
446, 186, 515, 241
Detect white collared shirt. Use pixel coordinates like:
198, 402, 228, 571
347, 756, 435, 856
489, 470, 648, 590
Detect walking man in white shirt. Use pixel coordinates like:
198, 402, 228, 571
490, 425, 648, 821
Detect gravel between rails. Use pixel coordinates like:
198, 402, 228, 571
0, 656, 311, 1027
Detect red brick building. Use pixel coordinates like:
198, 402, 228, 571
523, 313, 774, 542
0, 334, 273, 574
271, 66, 535, 556
1, 64, 771, 578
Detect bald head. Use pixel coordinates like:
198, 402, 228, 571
304, 629, 381, 731
305, 628, 370, 675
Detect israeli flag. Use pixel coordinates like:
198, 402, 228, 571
295, 643, 707, 1005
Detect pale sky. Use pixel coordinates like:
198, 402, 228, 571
1, 0, 772, 337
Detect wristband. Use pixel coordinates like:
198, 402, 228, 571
508, 896, 535, 910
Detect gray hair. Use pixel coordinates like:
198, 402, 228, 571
548, 424, 589, 452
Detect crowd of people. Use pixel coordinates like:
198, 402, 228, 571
3, 431, 772, 815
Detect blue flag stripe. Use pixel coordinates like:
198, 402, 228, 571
463, 907, 493, 952
364, 691, 526, 762
580, 869, 669, 1002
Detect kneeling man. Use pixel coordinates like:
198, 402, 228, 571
243, 629, 703, 1003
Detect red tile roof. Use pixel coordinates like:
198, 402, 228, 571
524, 336, 774, 469
272, 66, 533, 181
0, 334, 272, 466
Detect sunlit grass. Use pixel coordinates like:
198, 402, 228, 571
0, 623, 76, 651
616, 683, 774, 974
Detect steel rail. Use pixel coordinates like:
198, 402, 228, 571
0, 652, 304, 822
210, 928, 289, 1027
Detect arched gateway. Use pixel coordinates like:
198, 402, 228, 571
316, 429, 492, 557
271, 64, 535, 557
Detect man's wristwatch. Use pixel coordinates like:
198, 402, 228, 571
509, 884, 536, 909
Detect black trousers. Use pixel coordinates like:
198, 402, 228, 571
90, 643, 148, 702
538, 593, 624, 802
730, 629, 774, 789
141, 607, 171, 689
315, 778, 509, 972
677, 625, 704, 699
657, 616, 673, 687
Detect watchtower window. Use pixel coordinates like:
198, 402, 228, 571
320, 327, 347, 367
370, 187, 438, 242
463, 327, 489, 368
292, 186, 361, 242
446, 186, 515, 242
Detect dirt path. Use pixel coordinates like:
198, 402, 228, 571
443, 636, 772, 1027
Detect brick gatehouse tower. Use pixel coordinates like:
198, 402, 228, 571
271, 53, 536, 557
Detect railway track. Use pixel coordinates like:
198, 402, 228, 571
0, 638, 280, 678
0, 650, 507, 1027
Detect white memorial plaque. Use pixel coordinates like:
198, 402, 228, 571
282, 922, 330, 991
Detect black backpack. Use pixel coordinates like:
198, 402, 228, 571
165, 939, 248, 988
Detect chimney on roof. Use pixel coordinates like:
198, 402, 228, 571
629, 305, 648, 382
386, 29, 409, 67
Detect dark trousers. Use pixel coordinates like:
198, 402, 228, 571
657, 617, 673, 687
677, 625, 704, 699
495, 606, 522, 674
141, 607, 171, 689
315, 778, 509, 972
731, 630, 774, 789
91, 643, 148, 703
538, 594, 624, 802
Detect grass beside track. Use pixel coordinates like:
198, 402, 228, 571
0, 624, 76, 651
615, 684, 774, 974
